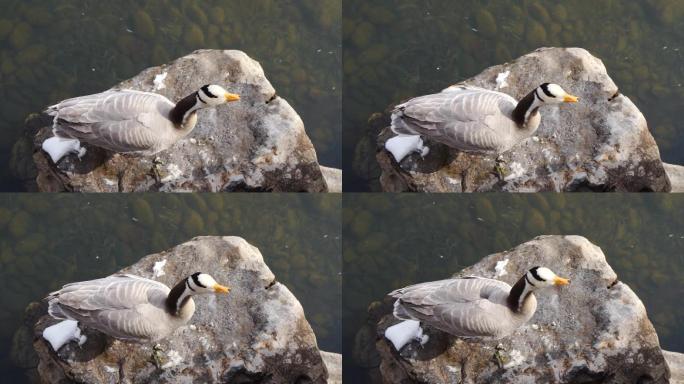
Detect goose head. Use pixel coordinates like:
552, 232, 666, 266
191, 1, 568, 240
187, 272, 231, 294
512, 83, 578, 128
535, 83, 578, 105
525, 266, 570, 289
196, 84, 240, 108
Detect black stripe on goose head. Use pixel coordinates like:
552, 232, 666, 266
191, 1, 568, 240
540, 83, 555, 98
200, 85, 218, 98
191, 272, 207, 288
529, 266, 546, 282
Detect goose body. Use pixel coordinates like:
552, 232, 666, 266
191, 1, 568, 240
47, 272, 230, 343
389, 267, 569, 340
388, 83, 578, 161
42, 85, 240, 162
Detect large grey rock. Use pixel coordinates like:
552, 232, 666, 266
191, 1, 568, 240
377, 48, 671, 192
32, 236, 329, 384
32, 50, 328, 192
374, 235, 670, 383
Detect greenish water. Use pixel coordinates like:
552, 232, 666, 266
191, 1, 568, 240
343, 0, 684, 191
0, 194, 341, 382
343, 194, 684, 382
0, 0, 341, 191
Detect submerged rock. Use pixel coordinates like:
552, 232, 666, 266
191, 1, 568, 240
377, 47, 671, 192
372, 235, 670, 383
32, 49, 329, 192
32, 236, 331, 384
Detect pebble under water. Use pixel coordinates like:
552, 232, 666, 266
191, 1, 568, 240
343, 0, 684, 191
0, 0, 341, 191
0, 194, 341, 381
343, 194, 684, 382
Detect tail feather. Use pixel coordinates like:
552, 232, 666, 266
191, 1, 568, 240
390, 108, 418, 136
393, 299, 415, 321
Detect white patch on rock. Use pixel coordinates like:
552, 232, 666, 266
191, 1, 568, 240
161, 350, 183, 369
161, 164, 183, 183
104, 366, 118, 373
42, 320, 87, 351
152, 259, 167, 277
495, 259, 509, 276
42, 137, 86, 163
103, 178, 117, 186
384, 320, 425, 351
385, 135, 428, 163
496, 70, 510, 89
504, 349, 525, 368
504, 162, 525, 181
153, 72, 168, 90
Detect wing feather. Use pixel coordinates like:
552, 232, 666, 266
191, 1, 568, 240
390, 277, 512, 337
47, 90, 175, 153
391, 86, 517, 152
47, 275, 170, 341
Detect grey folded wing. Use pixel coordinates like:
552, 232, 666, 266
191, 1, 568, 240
391, 86, 517, 152
47, 274, 170, 341
390, 277, 511, 337
46, 90, 173, 153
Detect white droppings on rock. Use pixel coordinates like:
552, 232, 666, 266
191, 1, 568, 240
385, 135, 427, 163
495, 70, 510, 89
161, 350, 183, 369
161, 164, 183, 183
42, 137, 85, 163
153, 72, 167, 90
504, 162, 525, 181
504, 349, 525, 368
103, 178, 117, 186
494, 259, 509, 276
152, 259, 167, 277
189, 138, 197, 144
384, 320, 425, 351
42, 320, 87, 351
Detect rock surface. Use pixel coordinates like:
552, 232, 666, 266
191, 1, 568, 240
320, 166, 342, 193
321, 351, 342, 384
32, 236, 330, 384
372, 235, 670, 383
377, 47, 671, 192
32, 50, 328, 192
664, 163, 684, 193
665, 351, 684, 384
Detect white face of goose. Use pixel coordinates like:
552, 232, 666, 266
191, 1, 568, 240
526, 266, 570, 289
536, 83, 579, 105
196, 84, 240, 108
188, 272, 231, 294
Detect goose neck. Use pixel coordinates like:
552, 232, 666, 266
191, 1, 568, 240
169, 92, 201, 131
511, 89, 542, 132
506, 274, 536, 315
165, 278, 196, 319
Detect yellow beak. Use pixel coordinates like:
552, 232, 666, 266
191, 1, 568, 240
554, 276, 570, 286
213, 284, 231, 294
563, 94, 579, 103
225, 93, 240, 102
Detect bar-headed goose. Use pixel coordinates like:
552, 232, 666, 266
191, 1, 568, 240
386, 83, 578, 164
41, 84, 240, 163
46, 272, 230, 343
385, 267, 569, 349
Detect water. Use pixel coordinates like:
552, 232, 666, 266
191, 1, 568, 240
343, 194, 684, 382
0, 194, 341, 382
0, 0, 341, 191
343, 0, 684, 191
